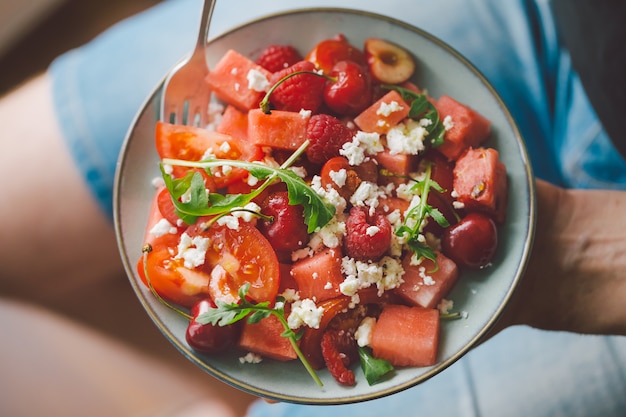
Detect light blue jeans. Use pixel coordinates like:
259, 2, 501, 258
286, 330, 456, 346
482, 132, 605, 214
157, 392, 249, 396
49, 0, 626, 415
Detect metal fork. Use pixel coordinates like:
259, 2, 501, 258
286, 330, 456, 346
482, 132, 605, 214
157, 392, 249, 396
160, 0, 216, 126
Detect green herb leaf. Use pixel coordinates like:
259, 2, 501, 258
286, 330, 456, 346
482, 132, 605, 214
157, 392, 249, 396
358, 346, 394, 385
161, 141, 335, 233
382, 84, 446, 148
395, 163, 451, 267
195, 283, 323, 387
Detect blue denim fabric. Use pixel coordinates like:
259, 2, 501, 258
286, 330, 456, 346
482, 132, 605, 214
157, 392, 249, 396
48, 0, 626, 415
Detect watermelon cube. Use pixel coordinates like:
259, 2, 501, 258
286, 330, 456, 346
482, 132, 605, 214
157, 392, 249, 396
206, 49, 272, 111
370, 304, 440, 367
353, 90, 410, 134
247, 108, 309, 150
238, 314, 297, 361
374, 148, 416, 176
453, 147, 508, 223
435, 95, 491, 160
216, 105, 249, 141
394, 251, 459, 309
290, 248, 344, 302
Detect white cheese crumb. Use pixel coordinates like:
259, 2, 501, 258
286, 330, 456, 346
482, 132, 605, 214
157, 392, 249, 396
149, 218, 178, 237
246, 68, 270, 92
175, 232, 210, 269
437, 298, 454, 314
339, 131, 383, 166
216, 215, 240, 230
239, 352, 263, 364
386, 119, 428, 155
443, 115, 455, 131
219, 141, 231, 153
355, 317, 377, 347
299, 109, 312, 119
288, 299, 324, 329
366, 226, 380, 236
329, 168, 347, 187
376, 100, 404, 117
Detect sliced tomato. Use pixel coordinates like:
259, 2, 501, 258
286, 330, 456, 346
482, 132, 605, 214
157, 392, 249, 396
156, 186, 180, 226
155, 121, 264, 188
186, 221, 281, 305
137, 191, 211, 308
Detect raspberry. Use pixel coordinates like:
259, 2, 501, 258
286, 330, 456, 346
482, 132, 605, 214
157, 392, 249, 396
321, 329, 356, 386
305, 114, 354, 164
256, 44, 303, 73
258, 191, 309, 252
344, 207, 392, 261
267, 60, 326, 113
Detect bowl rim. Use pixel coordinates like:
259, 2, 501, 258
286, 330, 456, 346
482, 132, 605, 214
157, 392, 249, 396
113, 6, 536, 404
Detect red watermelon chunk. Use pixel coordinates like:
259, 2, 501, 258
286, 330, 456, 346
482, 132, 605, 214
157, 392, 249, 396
238, 314, 297, 361
247, 108, 309, 150
216, 104, 249, 141
353, 90, 410, 134
290, 248, 344, 302
370, 304, 440, 367
374, 148, 416, 176
453, 147, 508, 223
206, 49, 272, 111
435, 95, 491, 160
395, 251, 459, 309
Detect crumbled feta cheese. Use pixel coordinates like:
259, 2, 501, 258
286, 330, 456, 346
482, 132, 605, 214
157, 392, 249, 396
329, 168, 347, 187
355, 316, 377, 347
340, 256, 403, 297
291, 247, 313, 262
339, 131, 383, 166
376, 100, 404, 117
366, 226, 380, 236
279, 288, 300, 302
299, 109, 312, 119
230, 202, 261, 223
239, 352, 263, 364
386, 119, 428, 155
219, 141, 231, 153
149, 218, 178, 237
288, 298, 324, 329
216, 215, 240, 230
246, 69, 270, 92
175, 232, 210, 269
350, 181, 383, 214
437, 298, 454, 315
309, 218, 346, 250
288, 166, 307, 178
443, 115, 455, 131
310, 175, 347, 214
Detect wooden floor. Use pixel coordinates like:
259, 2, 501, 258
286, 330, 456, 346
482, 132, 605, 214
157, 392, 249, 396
0, 0, 162, 95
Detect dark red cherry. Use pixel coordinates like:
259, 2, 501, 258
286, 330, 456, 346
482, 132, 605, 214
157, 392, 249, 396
441, 212, 498, 269
258, 191, 310, 252
185, 298, 241, 354
324, 60, 373, 116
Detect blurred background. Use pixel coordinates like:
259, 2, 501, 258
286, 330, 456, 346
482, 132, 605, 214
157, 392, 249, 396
0, 0, 162, 95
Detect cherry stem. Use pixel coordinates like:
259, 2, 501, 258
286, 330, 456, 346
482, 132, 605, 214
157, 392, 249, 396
142, 244, 193, 321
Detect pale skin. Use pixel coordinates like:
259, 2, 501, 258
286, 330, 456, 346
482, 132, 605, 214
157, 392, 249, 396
1, 74, 625, 412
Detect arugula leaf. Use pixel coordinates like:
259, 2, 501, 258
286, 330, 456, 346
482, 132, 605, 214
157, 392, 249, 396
395, 163, 450, 267
196, 283, 323, 387
160, 140, 335, 233
382, 84, 445, 148
358, 346, 394, 385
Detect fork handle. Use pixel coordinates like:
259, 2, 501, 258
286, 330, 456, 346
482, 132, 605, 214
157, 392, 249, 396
195, 0, 217, 53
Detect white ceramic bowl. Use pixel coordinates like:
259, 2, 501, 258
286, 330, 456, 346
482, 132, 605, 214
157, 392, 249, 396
114, 7, 535, 405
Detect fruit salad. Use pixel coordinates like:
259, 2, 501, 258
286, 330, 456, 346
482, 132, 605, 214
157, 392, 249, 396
138, 34, 508, 387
